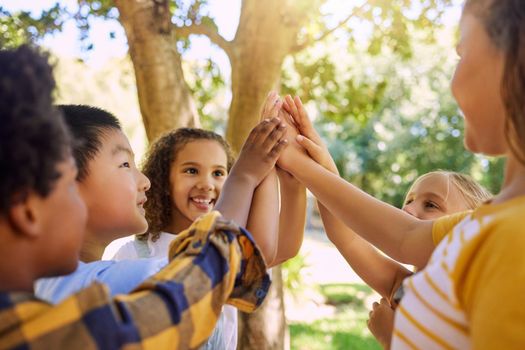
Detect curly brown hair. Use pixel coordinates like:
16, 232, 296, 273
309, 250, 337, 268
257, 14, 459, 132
138, 128, 235, 242
464, 0, 525, 163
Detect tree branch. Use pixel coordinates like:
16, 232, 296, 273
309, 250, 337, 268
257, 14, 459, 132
292, 2, 368, 53
173, 19, 234, 59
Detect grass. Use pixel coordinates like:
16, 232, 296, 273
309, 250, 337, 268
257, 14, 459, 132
289, 283, 382, 350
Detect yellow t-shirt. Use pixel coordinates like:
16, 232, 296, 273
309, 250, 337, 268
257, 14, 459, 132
392, 196, 525, 349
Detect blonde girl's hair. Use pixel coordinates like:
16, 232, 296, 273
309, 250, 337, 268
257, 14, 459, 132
406, 170, 492, 210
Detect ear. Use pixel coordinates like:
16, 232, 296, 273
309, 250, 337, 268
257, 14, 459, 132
8, 194, 43, 239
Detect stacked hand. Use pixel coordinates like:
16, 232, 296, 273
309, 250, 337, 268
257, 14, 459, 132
367, 298, 395, 349
256, 91, 338, 180
232, 117, 288, 187
277, 94, 338, 176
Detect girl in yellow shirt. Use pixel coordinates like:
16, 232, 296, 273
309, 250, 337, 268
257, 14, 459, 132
275, 0, 525, 348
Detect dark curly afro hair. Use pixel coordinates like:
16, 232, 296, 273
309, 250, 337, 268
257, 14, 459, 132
0, 45, 71, 215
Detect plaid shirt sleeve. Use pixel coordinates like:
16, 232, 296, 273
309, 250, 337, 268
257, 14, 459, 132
0, 211, 271, 350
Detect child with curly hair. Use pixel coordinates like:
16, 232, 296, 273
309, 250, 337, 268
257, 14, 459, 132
105, 92, 307, 349
0, 45, 278, 350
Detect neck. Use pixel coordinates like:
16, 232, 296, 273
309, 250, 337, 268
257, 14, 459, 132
0, 262, 33, 292
164, 209, 193, 235
80, 231, 108, 262
494, 155, 525, 204
163, 220, 191, 236
0, 229, 35, 292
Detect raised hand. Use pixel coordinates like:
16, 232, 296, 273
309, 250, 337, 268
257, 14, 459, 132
260, 91, 283, 121
367, 298, 395, 350
281, 95, 338, 175
283, 95, 320, 144
231, 117, 288, 187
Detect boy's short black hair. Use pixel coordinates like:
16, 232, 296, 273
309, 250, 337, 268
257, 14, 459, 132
57, 105, 121, 181
0, 45, 71, 215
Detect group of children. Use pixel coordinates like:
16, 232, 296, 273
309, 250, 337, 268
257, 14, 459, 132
1, 0, 524, 349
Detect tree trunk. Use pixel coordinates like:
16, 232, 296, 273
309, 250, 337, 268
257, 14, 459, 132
238, 267, 287, 350
114, 0, 199, 142
115, 2, 317, 349
226, 0, 315, 152
227, 2, 315, 349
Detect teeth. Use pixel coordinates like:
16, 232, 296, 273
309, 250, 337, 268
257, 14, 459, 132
193, 198, 212, 204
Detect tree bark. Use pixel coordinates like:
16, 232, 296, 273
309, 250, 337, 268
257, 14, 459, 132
226, 0, 315, 152
114, 0, 200, 142
225, 2, 315, 349
114, 2, 318, 349
238, 267, 287, 350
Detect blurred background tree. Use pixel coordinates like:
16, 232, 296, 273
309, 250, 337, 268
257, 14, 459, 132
0, 1, 504, 349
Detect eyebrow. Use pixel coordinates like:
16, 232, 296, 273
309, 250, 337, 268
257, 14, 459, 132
112, 144, 134, 158
180, 161, 227, 170
421, 192, 447, 203
405, 192, 447, 202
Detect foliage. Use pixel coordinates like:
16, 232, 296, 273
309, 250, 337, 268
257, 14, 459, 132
289, 283, 381, 350
0, 4, 66, 49
183, 57, 227, 131
319, 283, 371, 306
282, 25, 504, 207
282, 253, 309, 296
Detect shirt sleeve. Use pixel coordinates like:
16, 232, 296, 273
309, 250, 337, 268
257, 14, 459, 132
102, 236, 138, 261
431, 211, 471, 245
457, 221, 525, 349
0, 211, 270, 350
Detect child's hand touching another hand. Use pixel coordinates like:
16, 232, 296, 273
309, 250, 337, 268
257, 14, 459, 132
231, 117, 288, 187
367, 298, 395, 350
260, 91, 283, 121
283, 95, 338, 175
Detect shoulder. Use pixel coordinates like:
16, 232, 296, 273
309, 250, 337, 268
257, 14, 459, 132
34, 261, 113, 303
147, 232, 177, 258
102, 235, 138, 260
432, 211, 472, 244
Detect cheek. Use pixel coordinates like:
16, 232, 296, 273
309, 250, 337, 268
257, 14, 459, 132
451, 60, 467, 108
171, 181, 190, 205
216, 180, 226, 194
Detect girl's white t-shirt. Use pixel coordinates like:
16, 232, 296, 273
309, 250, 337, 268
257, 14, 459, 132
103, 232, 238, 350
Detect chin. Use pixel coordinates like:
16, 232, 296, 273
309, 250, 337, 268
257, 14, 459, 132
132, 221, 149, 235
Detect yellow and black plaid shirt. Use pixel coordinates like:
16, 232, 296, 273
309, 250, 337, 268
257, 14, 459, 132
0, 211, 271, 349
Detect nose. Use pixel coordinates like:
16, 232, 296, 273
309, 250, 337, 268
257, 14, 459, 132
196, 174, 214, 191
402, 203, 417, 218
139, 171, 151, 192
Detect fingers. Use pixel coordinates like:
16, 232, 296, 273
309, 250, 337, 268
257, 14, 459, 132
268, 138, 288, 160
262, 120, 287, 153
268, 98, 283, 121
296, 134, 322, 160
284, 95, 300, 123
261, 91, 280, 120
294, 95, 308, 125
248, 117, 287, 154
380, 298, 391, 307
293, 95, 324, 144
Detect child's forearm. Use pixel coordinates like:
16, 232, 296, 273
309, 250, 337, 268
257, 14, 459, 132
318, 202, 411, 299
246, 170, 279, 265
214, 172, 257, 228
287, 156, 434, 267
272, 177, 306, 266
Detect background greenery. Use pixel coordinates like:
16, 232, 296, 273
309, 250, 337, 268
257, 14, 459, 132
1, 1, 505, 348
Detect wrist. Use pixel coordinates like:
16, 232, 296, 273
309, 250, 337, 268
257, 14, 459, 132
227, 169, 260, 189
